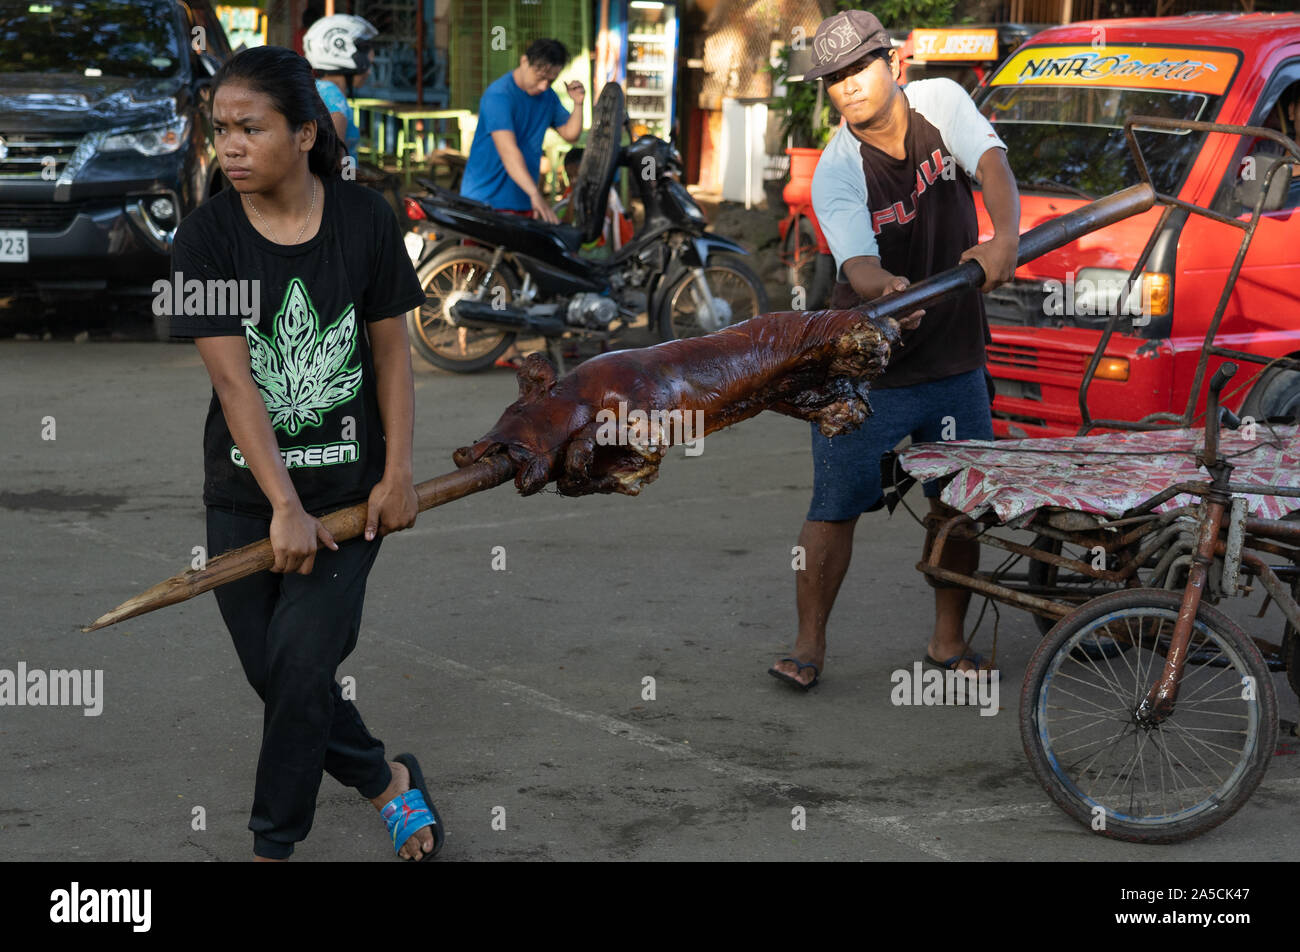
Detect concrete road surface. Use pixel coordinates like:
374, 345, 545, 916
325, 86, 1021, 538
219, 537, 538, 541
2, 340, 1297, 861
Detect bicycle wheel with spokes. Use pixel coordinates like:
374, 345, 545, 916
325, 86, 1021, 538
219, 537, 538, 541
406, 245, 516, 373
1021, 588, 1277, 844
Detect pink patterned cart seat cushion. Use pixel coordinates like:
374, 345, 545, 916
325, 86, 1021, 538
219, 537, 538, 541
898, 425, 1300, 524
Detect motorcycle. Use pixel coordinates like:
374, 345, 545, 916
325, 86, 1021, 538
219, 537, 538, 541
400, 83, 768, 373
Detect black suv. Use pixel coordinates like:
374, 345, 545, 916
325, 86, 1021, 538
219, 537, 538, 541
0, 0, 232, 332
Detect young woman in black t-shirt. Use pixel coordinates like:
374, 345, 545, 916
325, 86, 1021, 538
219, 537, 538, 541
169, 46, 439, 861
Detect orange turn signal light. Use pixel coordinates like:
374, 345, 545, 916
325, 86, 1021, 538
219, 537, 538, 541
1095, 357, 1130, 381
1143, 272, 1171, 316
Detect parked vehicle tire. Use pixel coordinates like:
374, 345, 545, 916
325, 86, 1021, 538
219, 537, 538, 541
1240, 365, 1300, 424
407, 245, 516, 373
1021, 588, 1277, 844
782, 216, 833, 311
655, 255, 768, 341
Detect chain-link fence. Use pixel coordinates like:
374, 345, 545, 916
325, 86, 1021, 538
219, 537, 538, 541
698, 0, 831, 111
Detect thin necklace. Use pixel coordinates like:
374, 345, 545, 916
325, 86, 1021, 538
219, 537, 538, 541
245, 176, 317, 244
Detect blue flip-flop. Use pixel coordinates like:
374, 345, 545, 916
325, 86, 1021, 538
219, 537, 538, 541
380, 752, 444, 861
924, 651, 992, 672
768, 656, 820, 691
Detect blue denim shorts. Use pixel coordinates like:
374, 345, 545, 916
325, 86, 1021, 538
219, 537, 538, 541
807, 366, 993, 521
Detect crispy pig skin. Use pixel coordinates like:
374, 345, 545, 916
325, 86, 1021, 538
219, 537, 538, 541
451, 309, 902, 496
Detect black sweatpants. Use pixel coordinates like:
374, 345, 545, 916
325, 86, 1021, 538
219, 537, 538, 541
207, 507, 393, 859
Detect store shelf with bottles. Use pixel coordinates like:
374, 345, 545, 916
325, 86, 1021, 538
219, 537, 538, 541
628, 75, 669, 91
627, 91, 670, 116
629, 41, 670, 63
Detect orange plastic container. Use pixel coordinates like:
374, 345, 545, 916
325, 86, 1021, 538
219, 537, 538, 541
782, 146, 822, 207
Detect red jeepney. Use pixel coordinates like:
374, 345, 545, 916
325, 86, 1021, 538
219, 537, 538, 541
972, 13, 1300, 436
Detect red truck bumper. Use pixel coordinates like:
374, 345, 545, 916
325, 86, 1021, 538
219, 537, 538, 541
987, 327, 1175, 438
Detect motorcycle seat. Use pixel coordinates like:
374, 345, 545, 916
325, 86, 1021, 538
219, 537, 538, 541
417, 180, 586, 251
504, 216, 585, 252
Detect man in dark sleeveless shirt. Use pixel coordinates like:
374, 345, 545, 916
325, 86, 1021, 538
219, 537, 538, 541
769, 10, 1021, 691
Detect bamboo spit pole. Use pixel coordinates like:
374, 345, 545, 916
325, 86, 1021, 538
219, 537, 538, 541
83, 455, 515, 632
83, 184, 1156, 633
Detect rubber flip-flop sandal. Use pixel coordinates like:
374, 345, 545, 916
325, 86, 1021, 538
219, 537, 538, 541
768, 656, 820, 691
922, 653, 997, 705
923, 651, 992, 672
380, 752, 444, 861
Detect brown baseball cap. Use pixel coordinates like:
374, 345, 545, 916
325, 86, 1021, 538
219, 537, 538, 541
802, 10, 893, 81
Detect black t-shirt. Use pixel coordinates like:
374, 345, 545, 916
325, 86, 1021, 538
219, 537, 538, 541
815, 80, 1003, 388
169, 177, 426, 518
853, 116, 988, 387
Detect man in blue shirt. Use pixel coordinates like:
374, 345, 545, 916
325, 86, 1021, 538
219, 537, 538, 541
460, 39, 586, 224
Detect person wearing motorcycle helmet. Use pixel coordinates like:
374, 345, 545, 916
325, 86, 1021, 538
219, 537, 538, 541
304, 13, 378, 162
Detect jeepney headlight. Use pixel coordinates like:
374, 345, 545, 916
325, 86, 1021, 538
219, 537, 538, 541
1075, 268, 1171, 321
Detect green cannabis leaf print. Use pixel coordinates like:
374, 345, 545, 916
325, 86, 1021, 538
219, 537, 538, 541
246, 278, 363, 436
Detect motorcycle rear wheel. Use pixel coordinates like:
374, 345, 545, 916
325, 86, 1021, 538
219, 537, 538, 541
655, 255, 768, 341
407, 246, 517, 373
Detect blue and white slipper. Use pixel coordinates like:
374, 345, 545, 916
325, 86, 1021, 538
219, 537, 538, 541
380, 752, 444, 861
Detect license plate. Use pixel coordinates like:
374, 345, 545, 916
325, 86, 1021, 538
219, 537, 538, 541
0, 230, 29, 262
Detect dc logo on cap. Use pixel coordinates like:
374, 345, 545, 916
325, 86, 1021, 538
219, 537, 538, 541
814, 17, 863, 63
